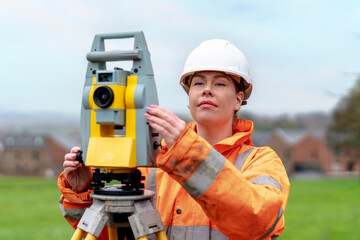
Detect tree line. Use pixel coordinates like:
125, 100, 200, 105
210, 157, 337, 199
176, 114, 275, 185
327, 77, 360, 151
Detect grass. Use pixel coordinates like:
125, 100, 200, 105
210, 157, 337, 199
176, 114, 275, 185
280, 178, 360, 239
0, 177, 359, 239
0, 176, 74, 239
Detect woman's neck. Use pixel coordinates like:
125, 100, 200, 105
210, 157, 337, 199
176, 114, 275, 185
196, 120, 233, 146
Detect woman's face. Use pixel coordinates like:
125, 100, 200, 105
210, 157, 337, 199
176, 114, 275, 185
188, 71, 243, 126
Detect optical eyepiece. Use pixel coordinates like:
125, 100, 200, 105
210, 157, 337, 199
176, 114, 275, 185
93, 86, 114, 108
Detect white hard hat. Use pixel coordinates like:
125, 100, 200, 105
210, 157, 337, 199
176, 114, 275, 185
180, 39, 253, 100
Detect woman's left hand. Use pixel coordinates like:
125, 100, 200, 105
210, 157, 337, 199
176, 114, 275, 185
144, 104, 186, 148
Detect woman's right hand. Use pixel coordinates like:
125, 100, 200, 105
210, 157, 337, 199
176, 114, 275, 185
63, 146, 93, 193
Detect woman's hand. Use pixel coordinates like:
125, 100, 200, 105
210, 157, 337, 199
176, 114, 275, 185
144, 105, 186, 148
63, 146, 93, 193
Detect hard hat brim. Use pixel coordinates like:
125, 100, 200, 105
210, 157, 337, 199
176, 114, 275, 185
179, 70, 252, 100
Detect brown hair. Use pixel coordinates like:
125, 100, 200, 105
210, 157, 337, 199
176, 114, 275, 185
233, 77, 246, 94
232, 77, 246, 118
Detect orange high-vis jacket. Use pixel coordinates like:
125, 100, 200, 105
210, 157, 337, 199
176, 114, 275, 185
58, 119, 290, 240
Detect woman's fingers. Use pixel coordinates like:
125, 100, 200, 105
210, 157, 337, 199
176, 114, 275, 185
70, 146, 81, 154
63, 146, 92, 192
145, 105, 185, 148
64, 152, 76, 161
146, 105, 185, 129
63, 147, 82, 175
63, 159, 79, 169
146, 107, 176, 136
145, 112, 173, 135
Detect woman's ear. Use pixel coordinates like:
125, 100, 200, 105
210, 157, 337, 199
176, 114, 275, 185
235, 91, 244, 111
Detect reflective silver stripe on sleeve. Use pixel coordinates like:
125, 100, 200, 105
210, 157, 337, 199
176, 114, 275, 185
259, 207, 283, 240
59, 199, 85, 220
182, 148, 226, 199
165, 225, 228, 240
145, 167, 158, 208
233, 147, 256, 171
250, 175, 282, 192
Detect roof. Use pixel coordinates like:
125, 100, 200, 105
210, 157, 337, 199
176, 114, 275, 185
3, 135, 45, 148
252, 128, 326, 146
274, 128, 306, 145
50, 134, 81, 150
251, 131, 272, 146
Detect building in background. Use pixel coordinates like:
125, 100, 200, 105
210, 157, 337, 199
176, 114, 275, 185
252, 128, 360, 177
1, 127, 359, 178
0, 133, 80, 178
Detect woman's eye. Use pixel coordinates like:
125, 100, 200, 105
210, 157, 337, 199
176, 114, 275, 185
193, 82, 204, 86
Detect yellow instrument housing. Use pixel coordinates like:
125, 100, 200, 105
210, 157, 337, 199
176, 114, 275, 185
85, 76, 139, 171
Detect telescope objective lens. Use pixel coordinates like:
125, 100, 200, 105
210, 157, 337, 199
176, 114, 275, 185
93, 86, 114, 108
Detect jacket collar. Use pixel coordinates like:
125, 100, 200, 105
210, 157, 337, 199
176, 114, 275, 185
188, 119, 254, 151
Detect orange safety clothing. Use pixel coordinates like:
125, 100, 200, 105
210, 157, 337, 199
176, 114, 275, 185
58, 172, 111, 240
58, 119, 290, 240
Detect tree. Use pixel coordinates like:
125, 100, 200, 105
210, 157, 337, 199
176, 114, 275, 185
327, 77, 360, 150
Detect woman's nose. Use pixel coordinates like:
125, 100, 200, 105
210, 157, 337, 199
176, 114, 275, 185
202, 85, 213, 96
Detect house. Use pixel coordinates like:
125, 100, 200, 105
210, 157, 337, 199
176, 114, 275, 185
251, 129, 303, 175
0, 133, 80, 177
252, 128, 360, 177
291, 131, 334, 173
332, 148, 360, 174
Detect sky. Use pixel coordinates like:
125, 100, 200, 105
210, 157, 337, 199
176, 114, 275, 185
1, 0, 359, 119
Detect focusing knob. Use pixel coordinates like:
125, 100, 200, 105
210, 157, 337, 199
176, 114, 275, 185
153, 141, 161, 150
76, 151, 84, 164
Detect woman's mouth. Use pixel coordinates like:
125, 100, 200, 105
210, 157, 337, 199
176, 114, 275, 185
198, 101, 217, 108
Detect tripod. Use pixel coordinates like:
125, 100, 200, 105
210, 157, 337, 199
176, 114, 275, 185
71, 188, 167, 240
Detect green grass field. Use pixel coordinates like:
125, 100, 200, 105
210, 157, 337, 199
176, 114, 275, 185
0, 177, 74, 239
0, 177, 359, 239
281, 178, 360, 240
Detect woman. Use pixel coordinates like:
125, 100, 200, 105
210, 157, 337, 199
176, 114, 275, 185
59, 39, 290, 240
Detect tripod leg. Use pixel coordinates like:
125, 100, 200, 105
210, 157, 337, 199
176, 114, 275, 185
84, 233, 98, 240
108, 227, 118, 240
71, 228, 85, 240
156, 231, 167, 240
137, 237, 148, 240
